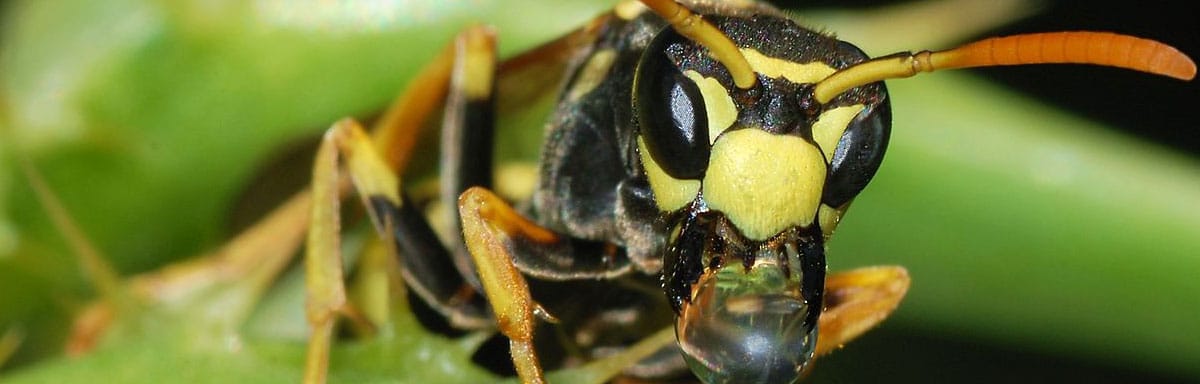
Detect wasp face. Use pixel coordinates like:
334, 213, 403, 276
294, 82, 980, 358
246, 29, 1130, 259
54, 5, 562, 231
632, 14, 891, 383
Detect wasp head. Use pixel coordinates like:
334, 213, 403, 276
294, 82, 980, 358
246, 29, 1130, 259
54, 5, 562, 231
632, 12, 892, 383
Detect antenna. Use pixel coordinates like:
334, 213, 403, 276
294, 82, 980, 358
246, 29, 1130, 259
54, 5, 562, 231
640, 0, 758, 89
813, 31, 1197, 104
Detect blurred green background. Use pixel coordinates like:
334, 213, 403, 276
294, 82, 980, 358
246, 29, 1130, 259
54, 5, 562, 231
1, 0, 1197, 382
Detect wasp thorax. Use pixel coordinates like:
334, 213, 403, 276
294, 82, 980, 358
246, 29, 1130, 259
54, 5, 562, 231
676, 260, 818, 384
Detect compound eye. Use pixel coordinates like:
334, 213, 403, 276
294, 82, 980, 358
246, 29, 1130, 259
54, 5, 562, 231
821, 41, 893, 207
635, 28, 710, 180
676, 265, 818, 384
822, 95, 892, 207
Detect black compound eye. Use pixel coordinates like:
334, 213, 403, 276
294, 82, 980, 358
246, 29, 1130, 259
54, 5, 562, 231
822, 97, 892, 207
635, 28, 710, 180
821, 40, 893, 207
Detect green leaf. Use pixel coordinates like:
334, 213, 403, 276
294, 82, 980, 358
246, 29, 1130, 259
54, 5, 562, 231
827, 73, 1200, 379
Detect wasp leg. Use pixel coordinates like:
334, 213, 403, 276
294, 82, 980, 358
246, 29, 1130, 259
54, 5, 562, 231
379, 24, 507, 328
453, 190, 649, 382
304, 27, 503, 382
307, 117, 496, 384
458, 186, 557, 384
815, 266, 911, 357
383, 25, 529, 329
439, 22, 641, 382
313, 112, 503, 320
304, 120, 350, 384
438, 25, 500, 294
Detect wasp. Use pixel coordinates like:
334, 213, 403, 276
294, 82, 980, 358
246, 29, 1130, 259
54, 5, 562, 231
299, 0, 1196, 383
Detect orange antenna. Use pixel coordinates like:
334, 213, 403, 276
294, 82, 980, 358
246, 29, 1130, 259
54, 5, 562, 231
813, 31, 1197, 104
640, 0, 757, 89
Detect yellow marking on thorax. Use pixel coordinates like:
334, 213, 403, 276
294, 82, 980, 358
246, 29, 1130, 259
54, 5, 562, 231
494, 161, 540, 202
740, 48, 836, 84
639, 137, 701, 212
812, 105, 864, 162
723, 0, 760, 8
683, 70, 738, 144
614, 0, 648, 20
567, 49, 617, 101
703, 129, 826, 240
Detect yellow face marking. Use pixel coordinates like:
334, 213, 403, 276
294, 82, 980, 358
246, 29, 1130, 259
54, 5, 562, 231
683, 70, 738, 144
566, 49, 617, 102
811, 105, 865, 162
639, 137, 701, 212
740, 48, 836, 84
704, 129, 827, 240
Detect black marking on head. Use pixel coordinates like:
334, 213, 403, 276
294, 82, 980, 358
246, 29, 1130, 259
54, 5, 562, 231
660, 14, 888, 132
795, 225, 826, 330
733, 74, 812, 136
663, 208, 711, 313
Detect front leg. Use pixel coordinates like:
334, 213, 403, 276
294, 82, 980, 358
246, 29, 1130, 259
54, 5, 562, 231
458, 187, 552, 384
817, 266, 910, 357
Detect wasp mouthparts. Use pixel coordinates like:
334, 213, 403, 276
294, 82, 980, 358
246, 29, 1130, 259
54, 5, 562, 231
677, 261, 819, 384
